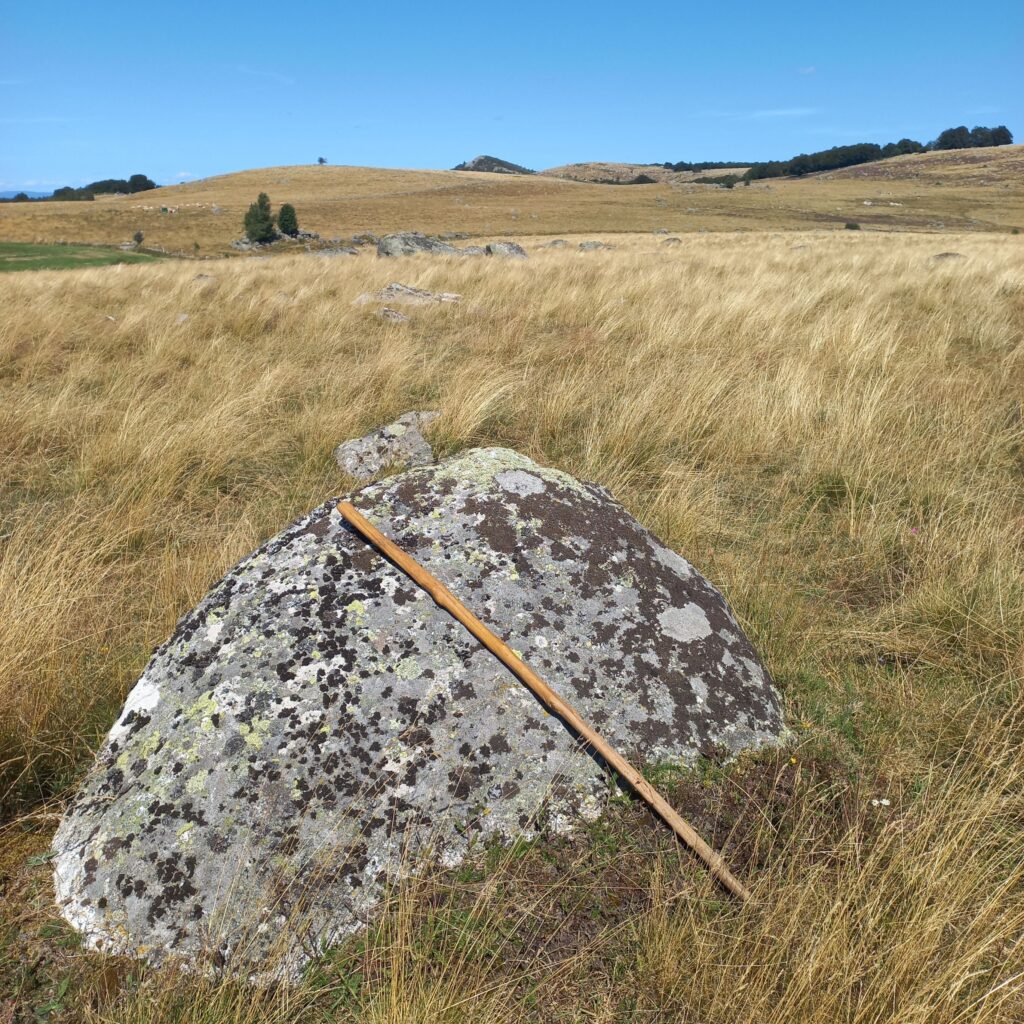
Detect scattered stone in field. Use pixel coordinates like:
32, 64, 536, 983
379, 307, 409, 323
374, 283, 461, 306
351, 233, 380, 247
377, 232, 461, 257
461, 245, 487, 255
333, 410, 441, 479
539, 239, 568, 249
175, 313, 189, 325
484, 241, 528, 259
193, 273, 214, 281
315, 247, 359, 257
103, 315, 116, 322
51, 446, 783, 975
578, 240, 613, 251
653, 228, 668, 234
661, 237, 682, 246
932, 251, 965, 261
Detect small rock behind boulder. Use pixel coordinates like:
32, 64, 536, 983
579, 240, 613, 251
333, 411, 441, 480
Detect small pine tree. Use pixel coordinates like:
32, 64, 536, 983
243, 192, 276, 243
133, 230, 144, 246
278, 203, 299, 236
317, 156, 327, 165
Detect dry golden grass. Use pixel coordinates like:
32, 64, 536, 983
1, 230, 1023, 1021
0, 145, 1021, 255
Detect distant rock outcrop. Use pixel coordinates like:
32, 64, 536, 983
52, 448, 783, 975
377, 232, 461, 257
484, 241, 528, 259
452, 155, 535, 175
376, 234, 529, 260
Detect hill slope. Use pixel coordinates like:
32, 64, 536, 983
0, 146, 1021, 254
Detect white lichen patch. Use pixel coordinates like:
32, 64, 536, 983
658, 603, 712, 643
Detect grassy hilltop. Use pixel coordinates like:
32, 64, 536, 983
1, 226, 1023, 1020
0, 145, 1022, 255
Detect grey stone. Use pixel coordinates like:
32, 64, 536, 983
484, 241, 528, 259
578, 240, 613, 251
653, 228, 669, 235
539, 239, 568, 249
354, 283, 461, 308
350, 233, 380, 247
333, 411, 440, 480
461, 245, 487, 255
661, 237, 682, 246
932, 251, 965, 261
377, 232, 461, 257
52, 448, 784, 975
379, 307, 409, 323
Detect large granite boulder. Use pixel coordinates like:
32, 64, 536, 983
52, 448, 784, 975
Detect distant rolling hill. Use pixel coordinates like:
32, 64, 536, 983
452, 155, 534, 174
0, 146, 1020, 254
540, 162, 749, 184
0, 190, 52, 199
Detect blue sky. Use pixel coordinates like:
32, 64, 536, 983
2, 0, 1021, 190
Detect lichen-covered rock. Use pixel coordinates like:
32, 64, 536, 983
484, 241, 528, 259
333, 412, 440, 480
578, 240, 613, 251
52, 448, 784, 975
376, 232, 461, 257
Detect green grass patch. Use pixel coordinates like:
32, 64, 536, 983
0, 241, 165, 272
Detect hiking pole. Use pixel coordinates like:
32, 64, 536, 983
337, 500, 752, 902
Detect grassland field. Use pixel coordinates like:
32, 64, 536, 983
0, 145, 1022, 256
1, 152, 1023, 1022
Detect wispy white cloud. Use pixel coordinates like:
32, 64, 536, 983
744, 107, 819, 119
174, 171, 193, 180
234, 65, 295, 86
797, 66, 816, 75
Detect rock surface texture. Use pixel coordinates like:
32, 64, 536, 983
333, 412, 440, 480
376, 232, 461, 257
53, 448, 784, 974
484, 241, 528, 259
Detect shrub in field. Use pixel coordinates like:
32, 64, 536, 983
845, 222, 861, 230
243, 192, 276, 243
278, 203, 299, 236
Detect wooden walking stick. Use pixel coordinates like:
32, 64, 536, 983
336, 500, 752, 902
